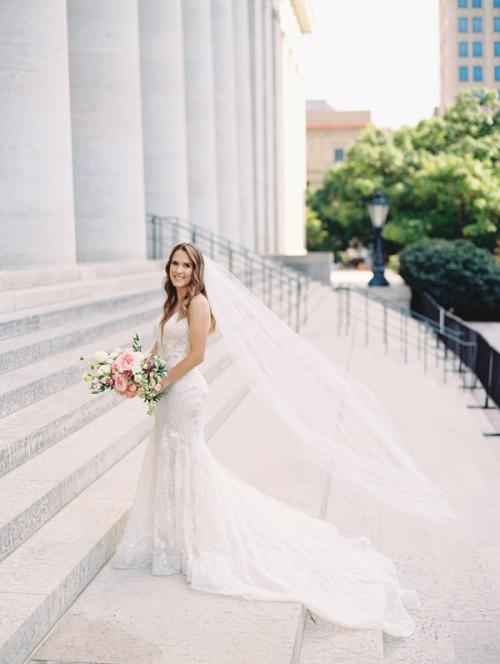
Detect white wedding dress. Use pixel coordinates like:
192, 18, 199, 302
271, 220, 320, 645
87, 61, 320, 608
110, 312, 420, 637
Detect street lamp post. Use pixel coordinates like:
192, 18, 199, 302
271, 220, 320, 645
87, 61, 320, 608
367, 188, 390, 287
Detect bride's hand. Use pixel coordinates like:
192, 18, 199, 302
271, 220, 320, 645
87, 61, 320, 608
159, 375, 172, 391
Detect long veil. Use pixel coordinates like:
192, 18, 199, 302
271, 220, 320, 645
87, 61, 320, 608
202, 254, 456, 523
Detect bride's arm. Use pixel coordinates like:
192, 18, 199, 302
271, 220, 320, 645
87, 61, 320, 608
149, 339, 158, 356
160, 294, 210, 390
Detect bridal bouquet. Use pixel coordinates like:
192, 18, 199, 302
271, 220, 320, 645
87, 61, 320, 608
80, 333, 167, 416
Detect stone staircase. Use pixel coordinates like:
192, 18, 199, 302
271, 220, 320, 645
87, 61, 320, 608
0, 258, 328, 664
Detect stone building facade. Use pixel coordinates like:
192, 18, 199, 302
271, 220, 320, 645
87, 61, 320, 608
0, 0, 312, 267
306, 100, 371, 190
439, 0, 500, 110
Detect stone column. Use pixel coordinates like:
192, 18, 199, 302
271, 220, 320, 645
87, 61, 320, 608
263, 0, 276, 254
182, 0, 219, 233
67, 0, 146, 262
272, 4, 285, 255
138, 0, 189, 222
211, 0, 240, 245
248, 0, 266, 254
0, 1, 76, 267
233, 0, 255, 252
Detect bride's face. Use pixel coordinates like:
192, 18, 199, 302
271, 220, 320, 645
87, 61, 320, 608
170, 249, 194, 288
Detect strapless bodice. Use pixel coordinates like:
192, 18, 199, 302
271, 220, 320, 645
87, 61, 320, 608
154, 314, 190, 371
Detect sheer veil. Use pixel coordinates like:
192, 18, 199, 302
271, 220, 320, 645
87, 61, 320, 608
202, 254, 457, 524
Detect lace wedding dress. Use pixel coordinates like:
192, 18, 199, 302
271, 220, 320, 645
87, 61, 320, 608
110, 311, 420, 637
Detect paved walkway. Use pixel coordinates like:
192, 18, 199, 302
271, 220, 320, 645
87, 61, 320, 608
331, 267, 412, 310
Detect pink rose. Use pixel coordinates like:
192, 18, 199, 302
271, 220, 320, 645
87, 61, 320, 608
114, 374, 128, 392
114, 351, 136, 372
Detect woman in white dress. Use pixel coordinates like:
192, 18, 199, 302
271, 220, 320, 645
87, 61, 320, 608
111, 242, 455, 638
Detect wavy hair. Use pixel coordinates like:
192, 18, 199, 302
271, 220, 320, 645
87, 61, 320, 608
159, 243, 217, 340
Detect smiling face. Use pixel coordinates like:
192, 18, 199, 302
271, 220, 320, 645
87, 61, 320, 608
169, 249, 194, 288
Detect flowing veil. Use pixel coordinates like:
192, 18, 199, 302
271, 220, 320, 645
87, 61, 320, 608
202, 254, 457, 524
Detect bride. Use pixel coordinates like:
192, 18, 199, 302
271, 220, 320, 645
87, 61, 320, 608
110, 242, 455, 638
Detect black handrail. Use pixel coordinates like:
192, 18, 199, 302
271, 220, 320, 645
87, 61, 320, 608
146, 214, 310, 332
412, 290, 499, 409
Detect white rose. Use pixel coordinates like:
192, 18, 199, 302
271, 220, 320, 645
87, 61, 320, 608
101, 364, 112, 375
94, 351, 109, 364
132, 351, 145, 374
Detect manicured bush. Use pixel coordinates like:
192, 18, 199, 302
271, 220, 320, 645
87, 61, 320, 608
399, 239, 500, 320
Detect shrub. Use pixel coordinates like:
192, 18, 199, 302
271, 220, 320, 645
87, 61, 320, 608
399, 239, 500, 320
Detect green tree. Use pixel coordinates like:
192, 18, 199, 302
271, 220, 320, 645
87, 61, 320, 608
308, 90, 500, 255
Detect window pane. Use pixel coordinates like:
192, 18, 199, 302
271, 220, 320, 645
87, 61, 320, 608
472, 17, 482, 32
472, 0, 481, 6
495, 17, 500, 31
473, 65, 483, 80
495, 66, 500, 80
459, 66, 469, 80
334, 149, 345, 162
458, 0, 467, 6
459, 41, 469, 56
459, 17, 468, 32
473, 41, 483, 56
495, 41, 500, 55
494, 0, 500, 7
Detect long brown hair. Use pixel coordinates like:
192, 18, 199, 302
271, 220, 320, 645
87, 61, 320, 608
159, 243, 217, 340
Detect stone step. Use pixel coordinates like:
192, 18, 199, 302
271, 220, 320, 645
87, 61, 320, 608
0, 259, 162, 292
0, 283, 162, 341
0, 357, 249, 664
0, 298, 165, 374
0, 317, 157, 419
0, 267, 162, 316
0, 396, 152, 562
0, 300, 168, 374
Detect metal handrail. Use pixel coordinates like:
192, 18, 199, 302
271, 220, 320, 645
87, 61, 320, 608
334, 282, 478, 389
146, 214, 310, 332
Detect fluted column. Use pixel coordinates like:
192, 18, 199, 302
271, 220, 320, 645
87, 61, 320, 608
211, 0, 240, 245
67, 0, 146, 262
248, 0, 266, 254
233, 0, 255, 251
182, 0, 218, 233
138, 0, 189, 222
0, 0, 76, 267
272, 4, 285, 254
263, 0, 276, 254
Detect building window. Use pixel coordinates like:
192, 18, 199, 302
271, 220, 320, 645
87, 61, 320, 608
473, 65, 483, 80
472, 17, 482, 32
458, 0, 467, 6
495, 41, 500, 55
472, 0, 482, 6
495, 65, 500, 80
459, 17, 468, 32
459, 41, 469, 56
494, 0, 500, 7
333, 148, 345, 162
459, 66, 469, 81
495, 17, 500, 31
473, 41, 483, 55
